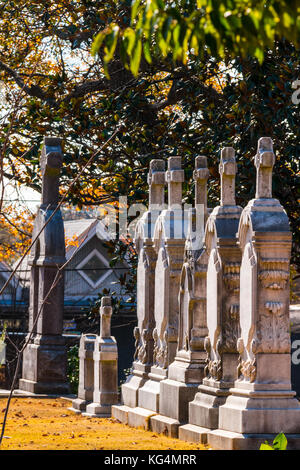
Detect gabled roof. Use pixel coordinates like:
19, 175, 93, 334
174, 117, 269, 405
65, 218, 112, 258
12, 218, 113, 288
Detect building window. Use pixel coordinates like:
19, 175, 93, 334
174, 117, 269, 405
76, 249, 113, 288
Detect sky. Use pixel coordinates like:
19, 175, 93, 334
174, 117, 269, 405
3, 177, 41, 213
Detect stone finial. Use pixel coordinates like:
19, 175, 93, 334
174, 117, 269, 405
255, 137, 275, 199
41, 137, 63, 206
165, 156, 184, 208
100, 296, 112, 338
147, 159, 165, 208
219, 147, 236, 206
193, 156, 209, 210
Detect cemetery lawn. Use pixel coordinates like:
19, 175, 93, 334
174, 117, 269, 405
0, 398, 209, 450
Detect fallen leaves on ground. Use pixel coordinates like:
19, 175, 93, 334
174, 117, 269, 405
0, 397, 210, 450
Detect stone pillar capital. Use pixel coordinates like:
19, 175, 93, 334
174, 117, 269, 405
255, 137, 275, 199
193, 155, 209, 209
147, 159, 165, 208
219, 147, 236, 206
165, 156, 184, 208
41, 137, 63, 206
100, 296, 113, 338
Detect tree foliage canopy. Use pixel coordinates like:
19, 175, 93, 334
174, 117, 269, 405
0, 1, 299, 269
92, 0, 300, 76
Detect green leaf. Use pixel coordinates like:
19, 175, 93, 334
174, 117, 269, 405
130, 38, 142, 76
131, 0, 141, 22
272, 432, 288, 450
91, 31, 106, 56
241, 14, 259, 37
254, 47, 264, 63
143, 40, 152, 63
260, 443, 274, 450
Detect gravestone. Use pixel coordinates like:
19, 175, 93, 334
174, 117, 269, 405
121, 160, 165, 408
182, 147, 242, 442
209, 138, 300, 450
19, 137, 70, 394
138, 156, 188, 420
84, 296, 118, 416
152, 156, 209, 436
70, 334, 96, 413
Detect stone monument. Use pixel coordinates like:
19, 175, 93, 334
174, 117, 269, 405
209, 137, 300, 450
153, 156, 210, 437
70, 333, 97, 413
145, 156, 188, 431
183, 147, 242, 442
19, 137, 70, 394
84, 296, 118, 416
121, 160, 165, 409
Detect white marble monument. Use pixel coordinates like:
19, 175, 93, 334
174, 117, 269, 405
121, 160, 166, 409
182, 147, 242, 443
152, 156, 210, 436
209, 137, 300, 450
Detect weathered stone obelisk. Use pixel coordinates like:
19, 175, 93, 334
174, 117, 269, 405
185, 147, 242, 442
154, 156, 210, 437
209, 138, 300, 450
19, 137, 70, 394
120, 160, 165, 409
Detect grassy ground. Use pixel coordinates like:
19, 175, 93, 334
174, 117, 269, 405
0, 398, 209, 450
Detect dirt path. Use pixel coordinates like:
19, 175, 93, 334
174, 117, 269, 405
0, 398, 209, 450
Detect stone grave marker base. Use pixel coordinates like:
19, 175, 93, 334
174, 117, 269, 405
208, 430, 300, 450
178, 424, 208, 444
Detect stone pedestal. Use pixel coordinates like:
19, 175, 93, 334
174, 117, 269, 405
84, 297, 118, 417
19, 335, 69, 394
212, 138, 300, 450
184, 147, 242, 442
157, 156, 209, 435
19, 137, 70, 395
70, 334, 96, 413
122, 160, 165, 409
137, 157, 188, 416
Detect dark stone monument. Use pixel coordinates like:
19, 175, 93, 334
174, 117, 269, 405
19, 137, 70, 394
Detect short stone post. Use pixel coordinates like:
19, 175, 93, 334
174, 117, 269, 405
19, 137, 70, 394
85, 297, 118, 416
185, 147, 242, 442
209, 138, 300, 450
70, 334, 97, 413
136, 156, 188, 431
120, 160, 165, 410
154, 156, 209, 437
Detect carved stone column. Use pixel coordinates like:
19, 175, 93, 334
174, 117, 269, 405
184, 147, 242, 442
138, 156, 188, 424
121, 160, 165, 408
153, 156, 209, 436
209, 138, 300, 450
19, 137, 70, 394
84, 297, 118, 416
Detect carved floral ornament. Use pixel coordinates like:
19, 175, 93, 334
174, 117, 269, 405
203, 336, 223, 381
258, 258, 289, 290
223, 263, 240, 293
153, 215, 165, 253
237, 337, 257, 383
204, 216, 217, 257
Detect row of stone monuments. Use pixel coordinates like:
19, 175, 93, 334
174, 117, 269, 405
17, 136, 300, 449
111, 137, 300, 450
